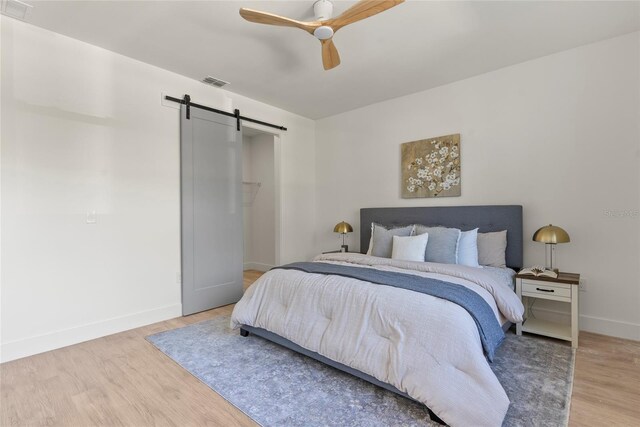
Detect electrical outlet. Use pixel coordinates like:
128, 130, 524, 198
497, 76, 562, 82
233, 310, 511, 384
176, 272, 182, 284
86, 210, 97, 224
579, 278, 586, 292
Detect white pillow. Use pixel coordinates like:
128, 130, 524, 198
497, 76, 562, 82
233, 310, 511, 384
391, 233, 429, 262
457, 228, 481, 268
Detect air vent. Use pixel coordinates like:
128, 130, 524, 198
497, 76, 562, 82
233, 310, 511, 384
1, 0, 33, 20
201, 76, 230, 88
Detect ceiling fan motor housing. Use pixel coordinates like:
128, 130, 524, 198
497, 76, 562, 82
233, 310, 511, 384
313, 0, 333, 20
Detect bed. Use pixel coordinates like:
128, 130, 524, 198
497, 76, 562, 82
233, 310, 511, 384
231, 205, 525, 427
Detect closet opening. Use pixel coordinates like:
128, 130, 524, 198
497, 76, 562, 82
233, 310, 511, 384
242, 126, 281, 278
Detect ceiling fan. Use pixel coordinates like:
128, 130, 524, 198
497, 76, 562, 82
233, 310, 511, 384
239, 0, 404, 70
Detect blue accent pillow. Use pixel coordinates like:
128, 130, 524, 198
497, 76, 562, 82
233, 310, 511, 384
413, 225, 461, 264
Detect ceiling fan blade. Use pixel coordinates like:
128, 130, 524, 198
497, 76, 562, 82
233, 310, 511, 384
239, 8, 318, 34
326, 0, 404, 31
321, 39, 341, 70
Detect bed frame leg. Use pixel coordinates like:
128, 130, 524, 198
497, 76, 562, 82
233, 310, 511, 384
428, 408, 446, 425
240, 328, 250, 337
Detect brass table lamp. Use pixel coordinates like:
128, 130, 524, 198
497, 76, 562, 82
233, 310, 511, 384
533, 224, 570, 272
333, 221, 353, 252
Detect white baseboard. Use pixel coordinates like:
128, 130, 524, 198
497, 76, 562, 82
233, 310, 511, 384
244, 262, 274, 272
530, 306, 640, 341
579, 314, 640, 341
0, 303, 182, 363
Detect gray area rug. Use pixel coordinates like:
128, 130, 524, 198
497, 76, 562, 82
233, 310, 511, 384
147, 316, 574, 427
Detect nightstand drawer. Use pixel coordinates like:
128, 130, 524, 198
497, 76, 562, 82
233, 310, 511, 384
522, 282, 571, 298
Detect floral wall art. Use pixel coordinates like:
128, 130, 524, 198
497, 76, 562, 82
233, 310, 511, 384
401, 134, 461, 198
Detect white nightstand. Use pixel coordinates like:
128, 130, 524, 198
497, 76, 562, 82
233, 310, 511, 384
515, 272, 580, 348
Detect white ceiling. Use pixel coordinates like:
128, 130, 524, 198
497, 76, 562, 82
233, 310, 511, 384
22, 1, 640, 119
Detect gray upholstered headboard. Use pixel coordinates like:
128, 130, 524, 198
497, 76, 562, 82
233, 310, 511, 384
360, 205, 523, 269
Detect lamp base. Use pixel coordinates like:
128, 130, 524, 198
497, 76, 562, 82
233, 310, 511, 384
545, 243, 559, 272
341, 245, 348, 253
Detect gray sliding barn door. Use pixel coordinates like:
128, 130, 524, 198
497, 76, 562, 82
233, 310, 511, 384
181, 105, 243, 315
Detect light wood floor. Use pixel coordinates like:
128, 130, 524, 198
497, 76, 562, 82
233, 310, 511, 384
1, 270, 639, 426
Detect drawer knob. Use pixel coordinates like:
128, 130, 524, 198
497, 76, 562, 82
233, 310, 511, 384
536, 287, 555, 293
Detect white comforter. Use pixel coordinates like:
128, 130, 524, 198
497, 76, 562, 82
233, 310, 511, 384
231, 253, 525, 427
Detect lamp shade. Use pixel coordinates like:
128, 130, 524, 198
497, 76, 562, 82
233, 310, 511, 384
532, 224, 570, 244
333, 221, 353, 234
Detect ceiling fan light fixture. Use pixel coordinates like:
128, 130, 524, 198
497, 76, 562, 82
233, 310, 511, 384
313, 26, 334, 40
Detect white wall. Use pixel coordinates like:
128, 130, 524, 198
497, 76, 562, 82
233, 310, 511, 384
243, 133, 276, 271
315, 32, 640, 341
0, 17, 315, 362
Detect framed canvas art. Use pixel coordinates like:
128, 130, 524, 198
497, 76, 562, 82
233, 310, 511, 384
401, 134, 461, 198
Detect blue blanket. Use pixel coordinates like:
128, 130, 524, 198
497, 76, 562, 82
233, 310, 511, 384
274, 262, 505, 361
